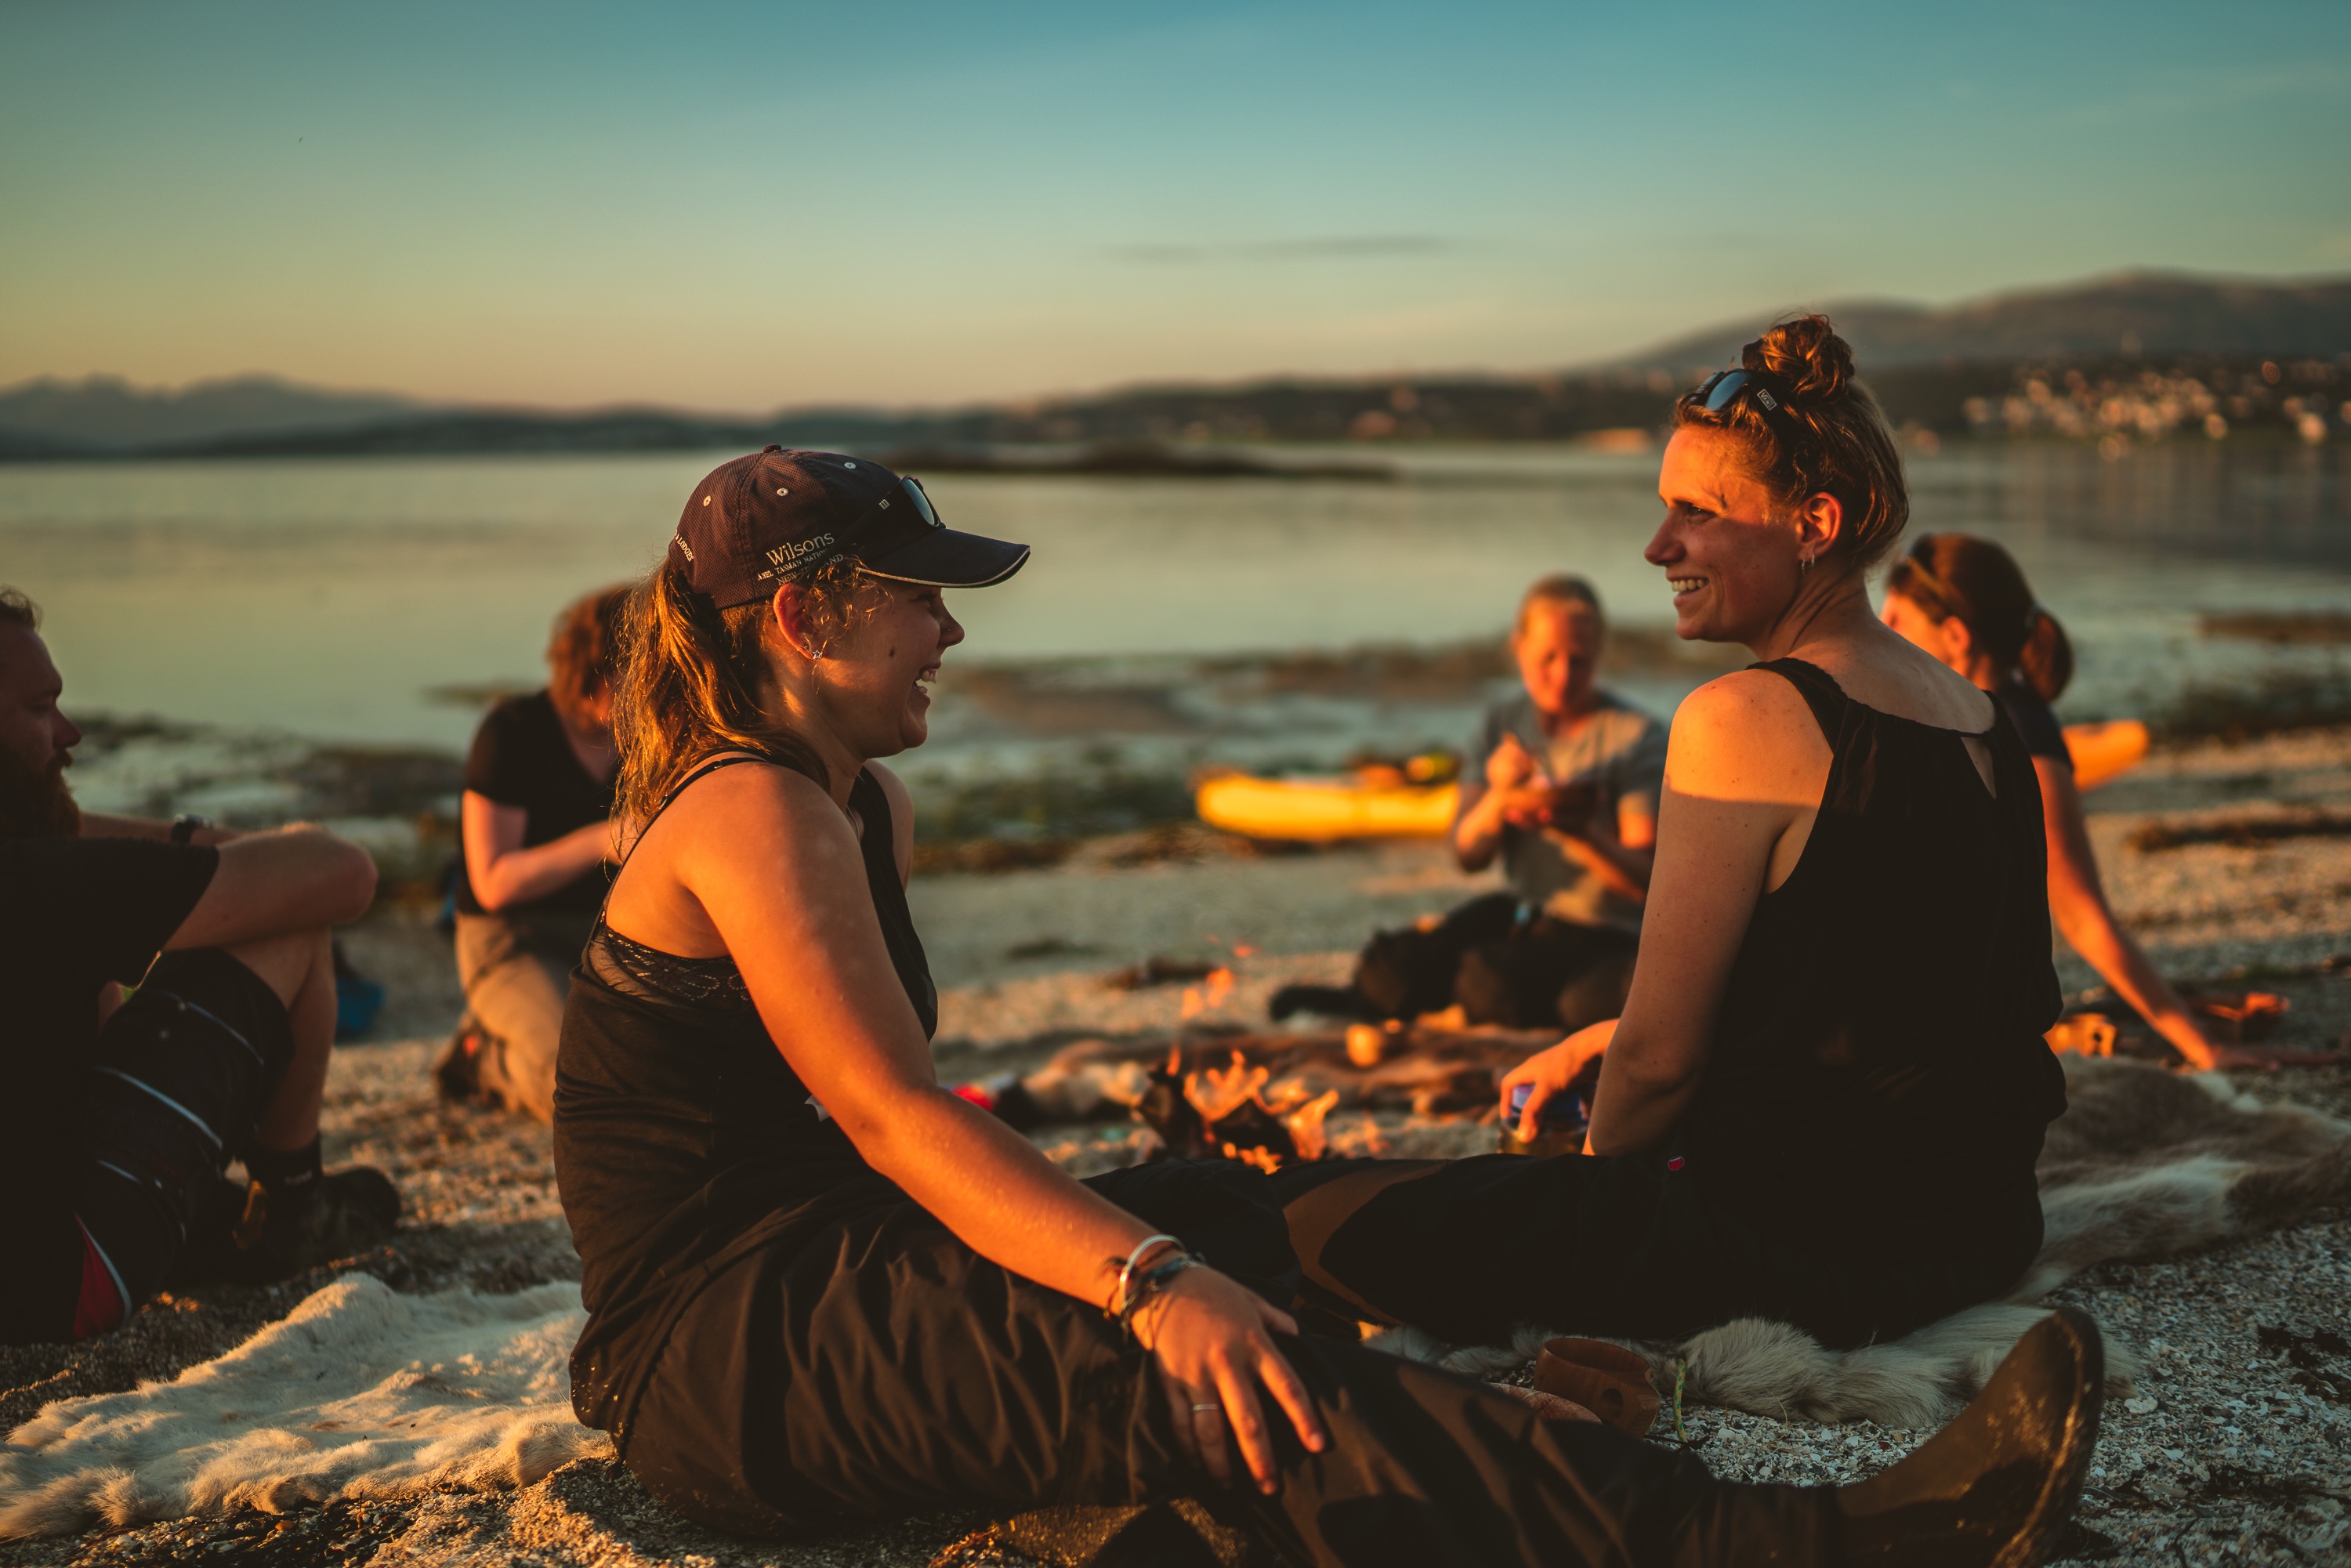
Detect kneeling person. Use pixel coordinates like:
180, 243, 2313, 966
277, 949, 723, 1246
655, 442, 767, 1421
0, 588, 399, 1345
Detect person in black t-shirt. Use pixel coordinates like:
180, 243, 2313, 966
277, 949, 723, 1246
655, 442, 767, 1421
437, 585, 625, 1123
1883, 533, 2346, 1072
0, 587, 399, 1345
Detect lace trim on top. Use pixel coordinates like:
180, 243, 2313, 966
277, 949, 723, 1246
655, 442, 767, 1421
587, 922, 756, 1015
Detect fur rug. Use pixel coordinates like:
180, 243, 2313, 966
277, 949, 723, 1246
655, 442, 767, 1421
1366, 1056, 2351, 1429
0, 1276, 607, 1540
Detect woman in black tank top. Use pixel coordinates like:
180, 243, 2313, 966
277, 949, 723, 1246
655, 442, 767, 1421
556, 444, 2099, 1566
1882, 532, 2348, 1075
1278, 320, 2082, 1361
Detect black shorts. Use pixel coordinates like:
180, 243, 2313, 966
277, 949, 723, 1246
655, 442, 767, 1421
65, 948, 295, 1336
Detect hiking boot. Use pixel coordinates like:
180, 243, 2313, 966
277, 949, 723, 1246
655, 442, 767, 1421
164, 1174, 259, 1287
228, 1166, 403, 1283
1837, 1307, 2104, 1568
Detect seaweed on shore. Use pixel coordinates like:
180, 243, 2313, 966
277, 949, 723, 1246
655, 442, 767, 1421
2128, 809, 2351, 853
910, 764, 1195, 848
2200, 610, 2351, 646
2157, 669, 2351, 742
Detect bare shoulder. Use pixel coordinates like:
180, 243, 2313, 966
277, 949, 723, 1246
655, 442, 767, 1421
1666, 670, 1831, 805
658, 759, 853, 861
1671, 668, 1818, 747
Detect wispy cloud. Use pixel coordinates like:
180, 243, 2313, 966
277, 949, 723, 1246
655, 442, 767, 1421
2066, 60, 2349, 125
1108, 235, 1451, 265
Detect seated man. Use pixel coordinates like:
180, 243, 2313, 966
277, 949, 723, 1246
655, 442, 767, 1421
1276, 575, 1666, 1030
0, 587, 400, 1345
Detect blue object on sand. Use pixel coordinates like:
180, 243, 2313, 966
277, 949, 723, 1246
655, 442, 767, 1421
335, 973, 386, 1040
1508, 1081, 1589, 1134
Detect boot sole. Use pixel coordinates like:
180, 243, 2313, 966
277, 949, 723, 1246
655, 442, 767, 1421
1991, 1307, 2105, 1568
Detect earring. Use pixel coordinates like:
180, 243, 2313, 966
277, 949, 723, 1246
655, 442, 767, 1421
809, 645, 827, 662
1798, 553, 1814, 577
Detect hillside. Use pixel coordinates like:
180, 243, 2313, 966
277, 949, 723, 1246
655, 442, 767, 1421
5, 270, 2347, 459
1619, 271, 2351, 372
0, 374, 443, 451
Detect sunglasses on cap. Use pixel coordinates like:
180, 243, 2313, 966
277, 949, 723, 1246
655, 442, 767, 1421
1693, 368, 1805, 446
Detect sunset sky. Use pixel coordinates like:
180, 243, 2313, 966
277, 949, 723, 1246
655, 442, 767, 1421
3, 0, 2346, 411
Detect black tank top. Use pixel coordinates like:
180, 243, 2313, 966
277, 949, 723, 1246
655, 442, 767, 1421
1686, 660, 2066, 1249
552, 758, 936, 1436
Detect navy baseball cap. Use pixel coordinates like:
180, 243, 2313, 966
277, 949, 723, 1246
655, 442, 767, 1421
669, 447, 1030, 608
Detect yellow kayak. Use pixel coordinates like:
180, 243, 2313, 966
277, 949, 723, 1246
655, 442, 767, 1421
2063, 720, 2149, 791
1197, 773, 1462, 842
1197, 719, 2146, 842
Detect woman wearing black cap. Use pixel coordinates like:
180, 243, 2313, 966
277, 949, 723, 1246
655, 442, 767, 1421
552, 445, 2103, 1566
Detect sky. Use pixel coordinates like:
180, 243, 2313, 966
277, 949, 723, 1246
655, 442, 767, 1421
2, 0, 2347, 412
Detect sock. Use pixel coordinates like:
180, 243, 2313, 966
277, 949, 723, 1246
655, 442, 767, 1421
245, 1136, 324, 1199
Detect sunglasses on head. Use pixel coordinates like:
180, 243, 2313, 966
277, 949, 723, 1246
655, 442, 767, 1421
1693, 368, 1805, 446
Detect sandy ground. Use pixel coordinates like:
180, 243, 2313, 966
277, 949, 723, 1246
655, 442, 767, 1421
5, 728, 2350, 1567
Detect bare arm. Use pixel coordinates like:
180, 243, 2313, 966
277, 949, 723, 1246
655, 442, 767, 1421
166, 824, 378, 950
1451, 779, 1506, 871
1577, 674, 1825, 1156
462, 791, 611, 911
2037, 759, 2341, 1070
1538, 791, 1658, 904
652, 766, 1324, 1487
1451, 733, 1548, 871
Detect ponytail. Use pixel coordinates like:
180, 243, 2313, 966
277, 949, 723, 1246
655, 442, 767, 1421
2017, 605, 2074, 704
1885, 534, 2073, 701
610, 556, 864, 828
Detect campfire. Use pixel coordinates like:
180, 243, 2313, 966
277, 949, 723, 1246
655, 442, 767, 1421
971, 1024, 1567, 1172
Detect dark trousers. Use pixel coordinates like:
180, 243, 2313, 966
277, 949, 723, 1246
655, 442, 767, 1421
616, 1162, 1839, 1566
1273, 1153, 2047, 1354
1357, 894, 1637, 1032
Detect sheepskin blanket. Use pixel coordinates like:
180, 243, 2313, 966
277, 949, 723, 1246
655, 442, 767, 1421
0, 1277, 606, 1540
1368, 1056, 2351, 1429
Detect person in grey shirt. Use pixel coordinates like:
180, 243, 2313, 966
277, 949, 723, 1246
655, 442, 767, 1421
1270, 576, 1667, 1032
1447, 576, 1665, 1024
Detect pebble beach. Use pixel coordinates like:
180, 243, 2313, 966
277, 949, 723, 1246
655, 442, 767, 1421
4, 723, 2349, 1567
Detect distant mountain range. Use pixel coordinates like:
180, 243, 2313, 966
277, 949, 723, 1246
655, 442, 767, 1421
0, 374, 447, 453
1617, 270, 2351, 372
5, 270, 2346, 460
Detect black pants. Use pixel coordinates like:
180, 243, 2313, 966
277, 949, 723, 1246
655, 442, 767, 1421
1357, 894, 1637, 1031
1273, 1153, 2046, 1354
616, 1161, 1839, 1566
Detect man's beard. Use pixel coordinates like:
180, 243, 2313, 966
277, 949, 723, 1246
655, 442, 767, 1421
0, 752, 82, 839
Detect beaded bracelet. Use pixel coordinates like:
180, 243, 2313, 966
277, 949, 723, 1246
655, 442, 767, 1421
1104, 1233, 1182, 1318
1115, 1251, 1204, 1338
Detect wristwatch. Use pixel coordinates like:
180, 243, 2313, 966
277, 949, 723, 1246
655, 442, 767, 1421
169, 813, 212, 845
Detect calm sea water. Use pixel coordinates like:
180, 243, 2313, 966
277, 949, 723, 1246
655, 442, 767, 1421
3, 443, 2346, 754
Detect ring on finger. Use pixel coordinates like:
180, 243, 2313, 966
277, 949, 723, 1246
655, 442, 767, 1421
1191, 1403, 1220, 1414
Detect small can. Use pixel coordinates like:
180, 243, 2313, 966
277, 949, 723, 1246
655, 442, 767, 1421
1499, 1081, 1589, 1158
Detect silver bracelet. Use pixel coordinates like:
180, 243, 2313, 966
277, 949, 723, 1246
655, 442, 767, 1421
1106, 1233, 1182, 1316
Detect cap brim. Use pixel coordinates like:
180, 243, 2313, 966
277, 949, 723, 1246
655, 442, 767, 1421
860, 528, 1031, 588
